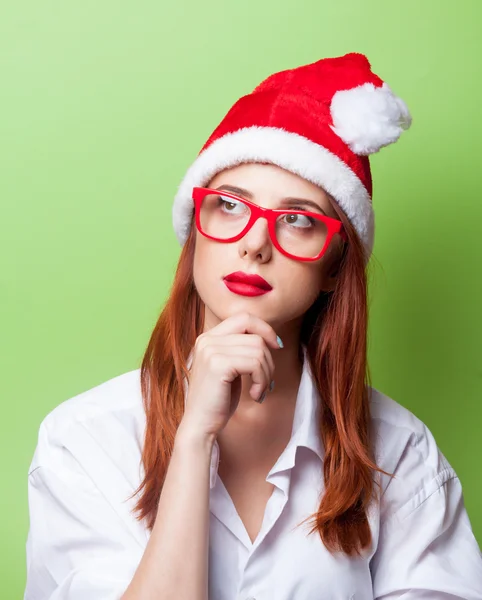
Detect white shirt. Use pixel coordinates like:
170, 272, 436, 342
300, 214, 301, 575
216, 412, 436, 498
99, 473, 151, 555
24, 346, 482, 599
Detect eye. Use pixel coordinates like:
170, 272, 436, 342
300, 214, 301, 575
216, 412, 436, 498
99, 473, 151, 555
218, 195, 248, 214
281, 212, 316, 228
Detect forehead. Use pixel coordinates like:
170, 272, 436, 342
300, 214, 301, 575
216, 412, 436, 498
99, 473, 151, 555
208, 162, 317, 191
207, 163, 338, 217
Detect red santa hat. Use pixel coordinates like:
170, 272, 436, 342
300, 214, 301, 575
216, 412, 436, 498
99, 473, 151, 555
172, 52, 412, 262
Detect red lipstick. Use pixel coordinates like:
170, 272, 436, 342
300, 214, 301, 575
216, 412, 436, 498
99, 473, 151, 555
223, 271, 272, 297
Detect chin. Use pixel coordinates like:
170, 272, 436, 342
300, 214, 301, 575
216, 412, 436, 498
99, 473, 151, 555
204, 296, 270, 325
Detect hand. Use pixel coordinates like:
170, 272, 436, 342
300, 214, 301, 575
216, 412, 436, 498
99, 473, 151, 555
180, 312, 283, 439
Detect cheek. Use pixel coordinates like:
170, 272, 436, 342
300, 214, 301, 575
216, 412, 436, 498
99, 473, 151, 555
276, 266, 323, 308
192, 239, 222, 292
280, 262, 322, 290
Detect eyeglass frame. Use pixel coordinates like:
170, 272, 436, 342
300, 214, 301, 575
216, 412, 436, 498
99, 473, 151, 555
192, 186, 348, 262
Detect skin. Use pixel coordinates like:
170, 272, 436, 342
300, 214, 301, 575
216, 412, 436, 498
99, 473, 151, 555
122, 165, 347, 597
192, 162, 345, 432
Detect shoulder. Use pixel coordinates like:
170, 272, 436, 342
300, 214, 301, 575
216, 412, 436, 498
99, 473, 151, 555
368, 385, 436, 464
37, 367, 144, 441
27, 368, 150, 549
368, 386, 458, 519
29, 368, 145, 481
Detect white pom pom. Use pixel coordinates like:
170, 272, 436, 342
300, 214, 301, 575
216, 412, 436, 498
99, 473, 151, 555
329, 81, 412, 155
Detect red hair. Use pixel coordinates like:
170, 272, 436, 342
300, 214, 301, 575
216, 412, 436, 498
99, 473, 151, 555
129, 199, 394, 557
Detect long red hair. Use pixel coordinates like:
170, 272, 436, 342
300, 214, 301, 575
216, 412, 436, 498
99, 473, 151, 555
129, 197, 394, 557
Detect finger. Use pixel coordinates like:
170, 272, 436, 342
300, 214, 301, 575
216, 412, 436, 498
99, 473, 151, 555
203, 334, 275, 375
206, 312, 281, 350
208, 344, 272, 399
212, 354, 270, 401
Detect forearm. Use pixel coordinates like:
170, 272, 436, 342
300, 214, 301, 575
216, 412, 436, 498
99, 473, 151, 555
121, 423, 216, 600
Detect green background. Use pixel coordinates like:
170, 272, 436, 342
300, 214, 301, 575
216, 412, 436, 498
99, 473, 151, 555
2, 1, 481, 596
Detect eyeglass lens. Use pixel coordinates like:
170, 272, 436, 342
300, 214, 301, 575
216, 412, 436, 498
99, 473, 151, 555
199, 193, 329, 259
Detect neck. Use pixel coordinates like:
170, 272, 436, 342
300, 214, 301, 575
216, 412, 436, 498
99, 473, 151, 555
233, 334, 304, 425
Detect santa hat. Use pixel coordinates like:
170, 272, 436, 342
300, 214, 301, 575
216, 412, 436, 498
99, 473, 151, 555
172, 52, 412, 262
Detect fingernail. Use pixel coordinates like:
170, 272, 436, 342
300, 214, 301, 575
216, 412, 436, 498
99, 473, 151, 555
257, 389, 267, 404
269, 380, 275, 392
276, 335, 284, 348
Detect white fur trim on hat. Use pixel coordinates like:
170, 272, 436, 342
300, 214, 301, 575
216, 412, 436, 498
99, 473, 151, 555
172, 126, 375, 260
330, 81, 412, 155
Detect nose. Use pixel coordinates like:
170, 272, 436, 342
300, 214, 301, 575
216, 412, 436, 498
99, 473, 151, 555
238, 215, 272, 260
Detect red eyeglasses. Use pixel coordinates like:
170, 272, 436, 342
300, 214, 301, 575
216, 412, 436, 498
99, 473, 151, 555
192, 187, 348, 262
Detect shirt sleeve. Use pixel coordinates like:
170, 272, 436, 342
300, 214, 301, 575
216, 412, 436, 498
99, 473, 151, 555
370, 453, 482, 598
24, 420, 145, 600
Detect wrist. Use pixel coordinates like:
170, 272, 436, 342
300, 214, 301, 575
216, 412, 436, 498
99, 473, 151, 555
175, 420, 217, 450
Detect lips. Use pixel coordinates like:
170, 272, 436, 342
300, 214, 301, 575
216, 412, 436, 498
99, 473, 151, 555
223, 271, 272, 290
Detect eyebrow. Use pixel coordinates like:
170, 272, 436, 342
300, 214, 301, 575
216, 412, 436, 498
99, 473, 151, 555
214, 185, 328, 216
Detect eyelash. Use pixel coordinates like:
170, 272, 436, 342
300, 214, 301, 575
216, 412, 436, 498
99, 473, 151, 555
220, 196, 322, 218
289, 205, 312, 212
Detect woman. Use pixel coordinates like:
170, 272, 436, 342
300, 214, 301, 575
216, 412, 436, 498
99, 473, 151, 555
24, 52, 482, 599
